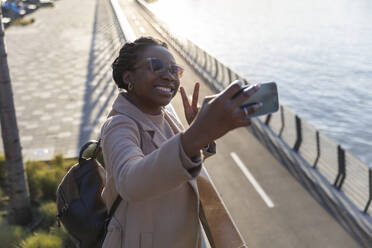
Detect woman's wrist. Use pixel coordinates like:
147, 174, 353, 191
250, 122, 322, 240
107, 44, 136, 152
180, 132, 200, 159
181, 126, 210, 159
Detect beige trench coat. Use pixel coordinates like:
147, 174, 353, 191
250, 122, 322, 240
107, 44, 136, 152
101, 93, 214, 248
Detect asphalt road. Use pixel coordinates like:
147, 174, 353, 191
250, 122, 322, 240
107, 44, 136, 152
118, 1, 372, 247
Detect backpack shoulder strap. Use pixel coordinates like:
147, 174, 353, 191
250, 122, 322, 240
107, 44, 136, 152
103, 111, 145, 218
92, 139, 101, 159
108, 194, 122, 219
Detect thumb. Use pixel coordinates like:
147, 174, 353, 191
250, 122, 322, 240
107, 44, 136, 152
202, 94, 218, 104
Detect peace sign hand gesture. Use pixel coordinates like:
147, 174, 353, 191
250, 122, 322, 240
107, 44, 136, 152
180, 82, 200, 125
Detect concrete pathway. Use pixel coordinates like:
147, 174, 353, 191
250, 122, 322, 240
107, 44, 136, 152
1, 0, 122, 160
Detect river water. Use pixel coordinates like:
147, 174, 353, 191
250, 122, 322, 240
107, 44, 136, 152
147, 0, 372, 167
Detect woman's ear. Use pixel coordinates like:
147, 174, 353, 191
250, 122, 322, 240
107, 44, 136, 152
121, 71, 132, 86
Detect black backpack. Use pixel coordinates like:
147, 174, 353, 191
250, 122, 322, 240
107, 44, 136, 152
56, 140, 121, 248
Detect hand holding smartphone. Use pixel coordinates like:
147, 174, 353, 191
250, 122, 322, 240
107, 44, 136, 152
235, 82, 279, 118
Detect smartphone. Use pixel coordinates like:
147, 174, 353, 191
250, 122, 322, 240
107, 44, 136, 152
240, 82, 279, 118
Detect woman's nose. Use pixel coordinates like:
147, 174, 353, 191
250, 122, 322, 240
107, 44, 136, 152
161, 70, 177, 81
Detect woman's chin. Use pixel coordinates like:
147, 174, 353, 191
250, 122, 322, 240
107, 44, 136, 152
156, 94, 175, 106
158, 99, 173, 108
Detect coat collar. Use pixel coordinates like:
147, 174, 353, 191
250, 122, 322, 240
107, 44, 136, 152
110, 92, 198, 200
110, 92, 184, 148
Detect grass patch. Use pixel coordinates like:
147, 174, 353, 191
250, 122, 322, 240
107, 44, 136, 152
0, 216, 29, 248
0, 155, 77, 247
38, 201, 57, 230
0, 154, 7, 188
25, 155, 76, 202
20, 231, 62, 248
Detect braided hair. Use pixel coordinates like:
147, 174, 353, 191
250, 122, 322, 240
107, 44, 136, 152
112, 37, 168, 90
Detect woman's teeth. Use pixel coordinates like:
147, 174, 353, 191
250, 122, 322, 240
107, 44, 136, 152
156, 86, 172, 93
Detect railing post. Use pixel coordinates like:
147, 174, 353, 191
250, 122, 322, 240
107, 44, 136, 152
279, 106, 285, 137
313, 131, 320, 168
232, 72, 238, 82
293, 115, 302, 152
191, 43, 197, 61
195, 46, 200, 64
186, 40, 191, 58
208, 54, 213, 75
264, 114, 272, 126
214, 58, 219, 79
228, 67, 232, 84
363, 169, 372, 213
222, 67, 227, 86
203, 51, 208, 70
333, 145, 346, 189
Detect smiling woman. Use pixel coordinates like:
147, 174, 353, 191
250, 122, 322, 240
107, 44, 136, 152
101, 36, 262, 248
111, 37, 179, 114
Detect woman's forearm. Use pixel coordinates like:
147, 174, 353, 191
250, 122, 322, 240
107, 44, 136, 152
181, 124, 212, 159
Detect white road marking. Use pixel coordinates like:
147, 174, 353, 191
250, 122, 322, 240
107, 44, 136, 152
139, 27, 146, 33
230, 152, 275, 208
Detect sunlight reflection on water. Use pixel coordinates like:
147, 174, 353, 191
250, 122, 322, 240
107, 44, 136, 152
150, 0, 372, 166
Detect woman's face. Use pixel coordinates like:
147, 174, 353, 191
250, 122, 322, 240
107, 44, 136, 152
126, 45, 181, 115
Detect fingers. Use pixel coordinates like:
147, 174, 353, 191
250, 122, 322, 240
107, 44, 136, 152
232, 83, 261, 108
239, 103, 262, 119
228, 102, 261, 119
230, 104, 261, 127
180, 87, 190, 109
202, 94, 218, 105
192, 83, 200, 109
219, 80, 246, 100
180, 83, 200, 108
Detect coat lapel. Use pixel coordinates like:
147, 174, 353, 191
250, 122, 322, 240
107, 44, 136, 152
111, 93, 199, 199
163, 110, 199, 199
111, 93, 167, 147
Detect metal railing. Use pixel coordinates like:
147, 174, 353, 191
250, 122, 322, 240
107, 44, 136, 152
260, 107, 372, 215
135, 0, 372, 217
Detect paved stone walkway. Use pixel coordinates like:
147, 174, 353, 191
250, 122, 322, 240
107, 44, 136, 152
1, 0, 124, 160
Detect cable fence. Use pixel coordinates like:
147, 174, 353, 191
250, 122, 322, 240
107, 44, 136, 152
135, 0, 372, 217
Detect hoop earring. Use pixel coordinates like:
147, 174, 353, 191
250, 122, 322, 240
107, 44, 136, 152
127, 81, 134, 91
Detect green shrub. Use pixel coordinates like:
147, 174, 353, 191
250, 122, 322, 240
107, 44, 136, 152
1, 155, 76, 202
25, 155, 76, 202
38, 201, 57, 230
25, 161, 49, 201
0, 154, 7, 188
20, 232, 62, 248
0, 216, 29, 248
0, 155, 78, 248
0, 155, 8, 208
50, 154, 64, 168
50, 226, 76, 248
0, 187, 7, 209
11, 18, 35, 26
37, 168, 63, 202
0, 186, 4, 199
50, 154, 76, 171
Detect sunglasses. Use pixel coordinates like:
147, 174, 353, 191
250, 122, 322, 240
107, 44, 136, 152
134, 57, 184, 79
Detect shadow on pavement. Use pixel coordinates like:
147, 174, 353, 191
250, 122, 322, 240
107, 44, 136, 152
77, 0, 120, 150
